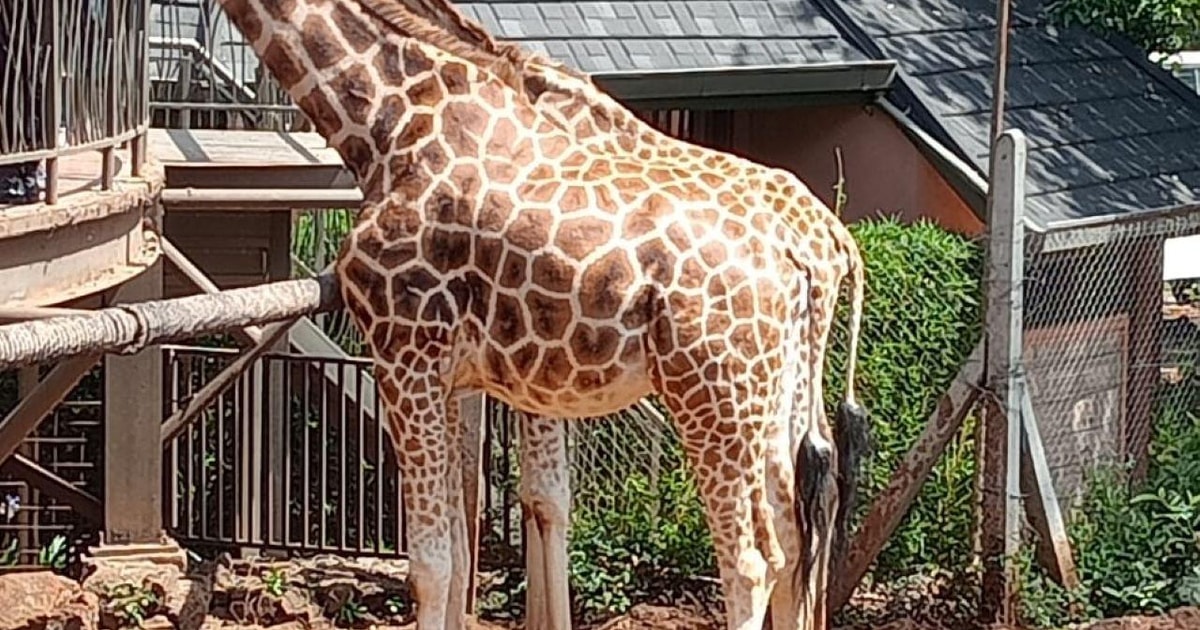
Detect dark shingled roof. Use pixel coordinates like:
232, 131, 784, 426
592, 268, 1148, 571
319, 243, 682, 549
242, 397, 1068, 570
821, 0, 1200, 228
455, 0, 870, 73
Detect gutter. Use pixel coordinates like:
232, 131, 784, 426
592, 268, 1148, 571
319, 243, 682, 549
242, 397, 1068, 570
592, 60, 898, 103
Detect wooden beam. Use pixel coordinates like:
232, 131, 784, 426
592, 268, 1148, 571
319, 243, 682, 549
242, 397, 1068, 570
1, 454, 103, 525
161, 237, 264, 343
1018, 384, 1078, 588
0, 273, 342, 370
830, 338, 985, 611
161, 187, 363, 211
0, 355, 101, 466
978, 130, 1028, 625
0, 306, 90, 323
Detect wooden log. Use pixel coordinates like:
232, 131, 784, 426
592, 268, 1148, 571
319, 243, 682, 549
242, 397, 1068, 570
0, 273, 343, 370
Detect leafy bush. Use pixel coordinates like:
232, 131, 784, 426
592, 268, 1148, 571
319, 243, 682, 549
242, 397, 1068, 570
1018, 401, 1200, 627
1045, 0, 1200, 55
824, 216, 984, 579
562, 216, 986, 616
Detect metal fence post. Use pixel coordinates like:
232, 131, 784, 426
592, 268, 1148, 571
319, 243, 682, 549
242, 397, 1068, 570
41, 0, 61, 205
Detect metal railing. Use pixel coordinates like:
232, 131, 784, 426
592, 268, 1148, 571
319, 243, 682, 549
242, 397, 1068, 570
0, 0, 151, 205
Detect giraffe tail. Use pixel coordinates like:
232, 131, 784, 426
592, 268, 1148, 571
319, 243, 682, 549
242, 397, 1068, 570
832, 238, 869, 566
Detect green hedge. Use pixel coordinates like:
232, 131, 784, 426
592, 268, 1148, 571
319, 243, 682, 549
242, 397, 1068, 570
563, 216, 986, 616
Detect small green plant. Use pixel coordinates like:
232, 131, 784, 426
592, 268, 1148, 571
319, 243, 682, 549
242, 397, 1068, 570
0, 536, 18, 566
38, 534, 69, 571
263, 566, 288, 597
103, 582, 160, 628
335, 597, 368, 625
383, 594, 408, 616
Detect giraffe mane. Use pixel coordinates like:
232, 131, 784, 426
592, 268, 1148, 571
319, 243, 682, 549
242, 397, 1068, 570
354, 0, 532, 101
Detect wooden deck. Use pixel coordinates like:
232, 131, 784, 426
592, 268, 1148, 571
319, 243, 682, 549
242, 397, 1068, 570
148, 128, 343, 166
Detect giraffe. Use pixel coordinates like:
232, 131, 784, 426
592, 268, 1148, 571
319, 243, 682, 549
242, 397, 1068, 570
215, 1, 853, 629
360, 4, 870, 627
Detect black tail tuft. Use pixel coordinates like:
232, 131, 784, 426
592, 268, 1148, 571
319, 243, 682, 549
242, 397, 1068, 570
795, 434, 834, 579
832, 400, 870, 564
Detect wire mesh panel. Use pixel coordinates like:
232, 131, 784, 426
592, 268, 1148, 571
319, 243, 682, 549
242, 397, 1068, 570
1022, 209, 1200, 512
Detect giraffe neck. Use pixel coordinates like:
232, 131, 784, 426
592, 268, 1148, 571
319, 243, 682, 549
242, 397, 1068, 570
216, 0, 495, 201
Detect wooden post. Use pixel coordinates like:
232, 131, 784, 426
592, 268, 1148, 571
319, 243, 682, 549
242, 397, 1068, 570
1018, 387, 1078, 588
978, 130, 1027, 625
830, 339, 985, 611
103, 260, 165, 544
266, 213, 291, 548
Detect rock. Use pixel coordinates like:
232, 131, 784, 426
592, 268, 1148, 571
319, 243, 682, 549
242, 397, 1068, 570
0, 571, 99, 630
82, 552, 211, 630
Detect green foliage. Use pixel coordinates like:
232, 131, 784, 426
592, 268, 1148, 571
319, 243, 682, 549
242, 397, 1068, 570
824, 216, 984, 579
567, 459, 715, 622
1046, 0, 1200, 54
1018, 406, 1200, 627
102, 582, 161, 628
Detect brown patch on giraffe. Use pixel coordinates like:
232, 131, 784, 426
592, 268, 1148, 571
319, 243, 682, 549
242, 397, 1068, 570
421, 227, 472, 273
328, 64, 374, 127
619, 337, 642, 364
573, 119, 596, 139
560, 186, 588, 212
484, 159, 519, 185
408, 75, 444, 108
442, 102, 488, 156
555, 216, 611, 261
487, 292, 525, 345
506, 209, 553, 251
663, 223, 691, 253
534, 347, 572, 390
370, 322, 393, 361
477, 81, 507, 110
539, 135, 571, 159
329, 2, 373, 54
370, 95, 405, 154
572, 369, 606, 393
300, 13, 347, 69
488, 119, 518, 154
415, 142, 450, 180
392, 111, 434, 153
230, 2, 263, 42
478, 191, 514, 233
339, 136, 374, 178
498, 250, 527, 289
441, 61, 472, 95
378, 241, 418, 271
262, 40, 306, 92
376, 203, 421, 241
561, 151, 587, 168
448, 165, 483, 207
391, 267, 441, 319
260, 0, 298, 21
474, 236, 503, 278
531, 253, 575, 293
582, 160, 612, 180
613, 177, 650, 202
647, 168, 674, 184
343, 258, 389, 318
594, 186, 619, 213
524, 181, 561, 204
677, 258, 706, 290
635, 240, 675, 286
578, 250, 634, 319
698, 242, 727, 269
510, 342, 540, 379
528, 291, 572, 340
570, 323, 621, 366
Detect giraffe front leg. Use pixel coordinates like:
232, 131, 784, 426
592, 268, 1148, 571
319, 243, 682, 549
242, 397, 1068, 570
519, 413, 572, 630
378, 370, 454, 630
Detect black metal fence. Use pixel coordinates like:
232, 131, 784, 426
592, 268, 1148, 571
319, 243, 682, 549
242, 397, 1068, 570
0, 0, 151, 204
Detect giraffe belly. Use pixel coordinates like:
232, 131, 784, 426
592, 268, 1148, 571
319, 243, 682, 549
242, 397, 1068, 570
475, 338, 654, 420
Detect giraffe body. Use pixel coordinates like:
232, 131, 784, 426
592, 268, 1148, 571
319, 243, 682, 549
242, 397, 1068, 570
370, 9, 869, 626
216, 1, 865, 629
